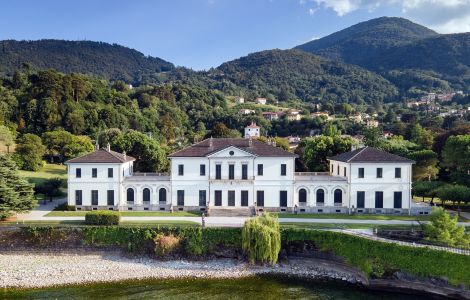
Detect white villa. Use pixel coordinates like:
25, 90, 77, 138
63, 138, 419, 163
65, 138, 425, 215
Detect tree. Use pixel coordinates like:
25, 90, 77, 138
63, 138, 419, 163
363, 126, 384, 148
111, 130, 168, 172
34, 178, 65, 202
0, 125, 15, 153
442, 135, 470, 185
298, 135, 355, 172
323, 123, 340, 137
424, 207, 469, 248
210, 123, 241, 138
407, 150, 439, 181
242, 214, 281, 264
410, 123, 434, 149
258, 136, 290, 151
14, 133, 45, 171
436, 184, 470, 210
0, 154, 35, 220
42, 130, 93, 163
412, 181, 445, 202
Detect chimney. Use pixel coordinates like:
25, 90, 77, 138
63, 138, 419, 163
248, 136, 253, 147
209, 136, 213, 148
95, 141, 99, 151
351, 144, 356, 151
106, 143, 111, 152
123, 151, 126, 160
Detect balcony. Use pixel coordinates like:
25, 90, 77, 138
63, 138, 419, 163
125, 172, 170, 182
210, 176, 255, 184
295, 172, 347, 182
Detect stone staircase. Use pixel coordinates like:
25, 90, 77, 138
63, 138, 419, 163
207, 207, 253, 217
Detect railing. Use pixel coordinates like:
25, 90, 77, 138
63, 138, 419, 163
295, 172, 330, 176
210, 176, 255, 181
132, 172, 169, 177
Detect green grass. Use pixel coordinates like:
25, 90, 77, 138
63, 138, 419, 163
276, 213, 431, 221
280, 222, 416, 230
18, 163, 67, 186
45, 210, 202, 217
0, 220, 199, 227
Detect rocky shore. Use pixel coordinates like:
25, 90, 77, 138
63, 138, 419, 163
0, 250, 365, 289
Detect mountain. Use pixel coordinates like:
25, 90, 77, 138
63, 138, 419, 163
295, 17, 437, 67
295, 17, 470, 92
212, 49, 398, 103
0, 39, 174, 83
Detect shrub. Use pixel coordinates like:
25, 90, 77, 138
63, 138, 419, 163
424, 207, 470, 248
85, 211, 120, 225
153, 233, 180, 256
53, 203, 76, 211
242, 213, 281, 264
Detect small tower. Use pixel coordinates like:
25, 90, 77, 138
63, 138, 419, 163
244, 122, 260, 139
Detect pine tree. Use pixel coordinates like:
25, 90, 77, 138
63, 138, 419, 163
0, 155, 35, 220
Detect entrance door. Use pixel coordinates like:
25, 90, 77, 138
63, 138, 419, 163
357, 191, 365, 208
241, 190, 248, 206
280, 191, 287, 207
214, 190, 222, 206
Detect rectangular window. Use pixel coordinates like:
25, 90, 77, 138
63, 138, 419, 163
177, 190, 184, 206
280, 191, 287, 207
375, 191, 383, 209
395, 167, 402, 178
229, 164, 235, 180
215, 164, 222, 180
214, 190, 222, 206
257, 164, 263, 176
281, 164, 287, 176
178, 164, 184, 176
76, 168, 81, 178
242, 164, 248, 180
337, 165, 340, 175
108, 168, 113, 178
228, 190, 235, 206
357, 191, 365, 208
376, 168, 383, 178
91, 190, 98, 205
394, 192, 402, 208
200, 164, 206, 176
198, 190, 206, 207
343, 167, 346, 177
75, 190, 82, 205
330, 164, 333, 174
92, 168, 97, 178
256, 190, 265, 207
358, 168, 364, 178
107, 190, 114, 206
241, 190, 249, 207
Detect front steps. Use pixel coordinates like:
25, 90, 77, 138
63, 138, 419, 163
207, 207, 253, 217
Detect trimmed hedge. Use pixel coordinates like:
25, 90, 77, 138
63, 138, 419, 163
84, 211, 120, 225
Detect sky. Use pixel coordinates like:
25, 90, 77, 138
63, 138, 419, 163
1, 0, 469, 70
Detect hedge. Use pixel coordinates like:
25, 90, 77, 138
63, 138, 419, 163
16, 226, 470, 286
84, 211, 120, 225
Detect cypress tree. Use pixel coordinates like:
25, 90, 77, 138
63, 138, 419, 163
0, 155, 35, 220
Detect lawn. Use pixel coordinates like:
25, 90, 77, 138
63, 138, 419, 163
280, 222, 416, 230
276, 213, 432, 221
45, 210, 202, 217
18, 163, 67, 186
0, 220, 199, 227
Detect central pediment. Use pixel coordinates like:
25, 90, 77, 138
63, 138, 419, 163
206, 145, 256, 158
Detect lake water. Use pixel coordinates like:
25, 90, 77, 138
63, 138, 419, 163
4, 277, 431, 299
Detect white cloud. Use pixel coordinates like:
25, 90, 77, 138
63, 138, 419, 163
308, 0, 470, 33
309, 7, 319, 15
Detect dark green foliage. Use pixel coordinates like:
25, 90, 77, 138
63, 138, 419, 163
0, 40, 174, 84
282, 229, 470, 286
14, 133, 45, 171
85, 211, 121, 226
0, 154, 35, 219
53, 202, 75, 211
215, 49, 398, 104
34, 178, 66, 201
412, 181, 445, 202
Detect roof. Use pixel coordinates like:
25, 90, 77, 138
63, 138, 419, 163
246, 122, 260, 128
169, 138, 297, 158
328, 147, 414, 163
65, 148, 135, 164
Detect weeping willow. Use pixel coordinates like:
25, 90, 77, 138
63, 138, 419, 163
242, 213, 281, 264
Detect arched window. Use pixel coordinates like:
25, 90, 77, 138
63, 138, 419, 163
299, 189, 307, 203
159, 188, 167, 203
334, 189, 342, 204
127, 188, 134, 202
316, 189, 325, 203
143, 188, 151, 203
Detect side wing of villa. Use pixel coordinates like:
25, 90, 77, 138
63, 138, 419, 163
65, 138, 427, 215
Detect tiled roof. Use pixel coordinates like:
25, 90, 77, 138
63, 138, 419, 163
65, 148, 135, 164
328, 147, 414, 163
169, 138, 297, 158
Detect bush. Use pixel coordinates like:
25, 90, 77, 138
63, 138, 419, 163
242, 213, 281, 264
85, 211, 120, 225
53, 203, 76, 211
153, 233, 180, 256
424, 207, 470, 248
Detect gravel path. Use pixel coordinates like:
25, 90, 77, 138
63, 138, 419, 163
0, 251, 365, 289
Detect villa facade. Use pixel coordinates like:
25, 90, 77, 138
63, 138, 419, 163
65, 138, 422, 215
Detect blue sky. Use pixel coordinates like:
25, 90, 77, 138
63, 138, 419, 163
0, 0, 468, 70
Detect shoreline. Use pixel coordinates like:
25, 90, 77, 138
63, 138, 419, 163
1, 250, 469, 299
